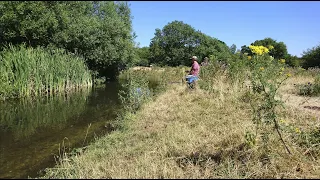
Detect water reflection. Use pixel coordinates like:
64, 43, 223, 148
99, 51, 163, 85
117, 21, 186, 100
0, 82, 120, 178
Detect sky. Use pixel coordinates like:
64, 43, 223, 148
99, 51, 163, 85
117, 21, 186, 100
129, 1, 320, 57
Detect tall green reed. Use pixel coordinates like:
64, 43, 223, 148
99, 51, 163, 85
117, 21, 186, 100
0, 44, 92, 100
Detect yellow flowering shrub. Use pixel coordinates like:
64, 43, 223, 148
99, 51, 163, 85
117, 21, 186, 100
246, 45, 292, 154
249, 45, 269, 55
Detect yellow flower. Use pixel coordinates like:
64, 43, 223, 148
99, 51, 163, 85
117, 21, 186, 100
279, 72, 283, 75
259, 67, 264, 71
295, 128, 301, 134
280, 119, 285, 124
249, 45, 269, 56
286, 73, 291, 77
247, 56, 252, 60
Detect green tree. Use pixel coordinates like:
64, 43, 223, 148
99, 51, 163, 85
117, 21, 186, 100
149, 21, 198, 66
149, 20, 231, 66
240, 45, 251, 55
149, 28, 165, 66
0, 1, 64, 47
251, 37, 288, 59
134, 47, 150, 66
229, 44, 237, 54
284, 54, 302, 67
193, 33, 231, 64
301, 43, 320, 68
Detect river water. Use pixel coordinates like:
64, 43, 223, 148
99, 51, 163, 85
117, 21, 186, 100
0, 82, 121, 178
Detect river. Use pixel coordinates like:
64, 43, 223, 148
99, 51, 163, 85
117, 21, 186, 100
0, 82, 121, 178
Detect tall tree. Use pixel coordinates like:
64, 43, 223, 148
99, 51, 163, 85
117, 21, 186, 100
251, 37, 288, 59
301, 44, 320, 68
149, 20, 231, 66
134, 47, 150, 66
240, 45, 251, 55
240, 38, 288, 60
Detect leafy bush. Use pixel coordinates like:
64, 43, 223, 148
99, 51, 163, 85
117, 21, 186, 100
226, 54, 249, 85
301, 43, 320, 68
118, 70, 152, 113
198, 62, 221, 92
118, 66, 186, 112
297, 75, 320, 96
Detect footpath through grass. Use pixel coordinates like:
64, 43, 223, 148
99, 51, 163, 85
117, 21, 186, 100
41, 67, 320, 178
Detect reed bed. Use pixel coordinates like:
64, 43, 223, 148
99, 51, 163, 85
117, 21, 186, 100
0, 44, 92, 100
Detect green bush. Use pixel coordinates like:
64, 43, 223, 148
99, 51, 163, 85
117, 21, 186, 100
118, 67, 185, 112
297, 75, 320, 96
118, 70, 153, 113
227, 55, 249, 84
301, 43, 320, 68
198, 62, 221, 92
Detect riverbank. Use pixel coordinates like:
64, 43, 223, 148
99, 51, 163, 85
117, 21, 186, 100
41, 69, 320, 178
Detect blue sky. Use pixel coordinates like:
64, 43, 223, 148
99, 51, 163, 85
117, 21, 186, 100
129, 1, 320, 57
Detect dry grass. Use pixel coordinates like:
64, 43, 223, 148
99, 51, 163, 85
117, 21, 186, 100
279, 73, 320, 116
41, 72, 320, 179
130, 66, 167, 72
131, 66, 153, 71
